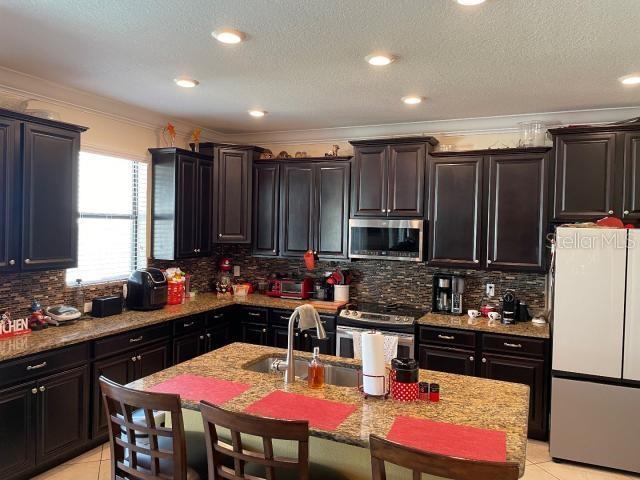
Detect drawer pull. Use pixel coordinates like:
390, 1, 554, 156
39, 386, 46, 392
248, 312, 261, 317
437, 334, 455, 340
213, 314, 223, 319
504, 342, 522, 349
183, 321, 195, 328
31, 388, 37, 394
27, 361, 47, 371
281, 316, 290, 320
129, 336, 143, 343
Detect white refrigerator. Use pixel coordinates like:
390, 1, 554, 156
550, 227, 640, 473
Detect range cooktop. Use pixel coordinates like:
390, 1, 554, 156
339, 302, 425, 326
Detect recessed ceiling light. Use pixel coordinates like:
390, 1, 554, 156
248, 110, 266, 118
456, 0, 486, 5
402, 96, 424, 105
173, 76, 199, 88
212, 28, 245, 45
365, 54, 396, 66
619, 73, 640, 86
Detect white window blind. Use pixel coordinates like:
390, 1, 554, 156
66, 152, 147, 284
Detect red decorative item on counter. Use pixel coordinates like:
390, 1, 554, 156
390, 358, 419, 402
429, 383, 440, 402
167, 280, 185, 305
480, 305, 495, 317
0, 311, 31, 340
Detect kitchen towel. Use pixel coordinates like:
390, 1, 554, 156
294, 304, 321, 332
352, 330, 363, 359
362, 331, 386, 396
386, 416, 507, 462
148, 374, 251, 405
245, 390, 357, 431
382, 334, 399, 362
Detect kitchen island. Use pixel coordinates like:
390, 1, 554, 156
127, 342, 530, 478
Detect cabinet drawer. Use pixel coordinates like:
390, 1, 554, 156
94, 324, 171, 359
173, 314, 204, 336
242, 307, 268, 324
418, 326, 476, 348
0, 343, 88, 387
206, 307, 235, 326
482, 334, 546, 357
319, 314, 337, 332
271, 309, 293, 326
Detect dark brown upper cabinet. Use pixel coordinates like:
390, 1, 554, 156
280, 159, 350, 259
149, 148, 214, 260
486, 152, 548, 271
252, 162, 280, 256
349, 137, 437, 218
622, 131, 640, 221
0, 109, 85, 273
427, 156, 483, 268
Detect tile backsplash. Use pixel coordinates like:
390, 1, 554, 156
1, 245, 547, 318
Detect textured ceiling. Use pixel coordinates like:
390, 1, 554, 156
0, 0, 639, 134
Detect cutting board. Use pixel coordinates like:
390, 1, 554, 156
309, 300, 347, 309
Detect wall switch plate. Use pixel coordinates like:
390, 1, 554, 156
233, 266, 240, 277
83, 302, 92, 314
486, 284, 495, 297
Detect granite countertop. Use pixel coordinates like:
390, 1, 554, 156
128, 343, 529, 476
0, 293, 342, 362
418, 312, 550, 339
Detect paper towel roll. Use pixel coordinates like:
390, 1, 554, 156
362, 331, 386, 396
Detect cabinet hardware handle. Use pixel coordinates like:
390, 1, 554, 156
503, 342, 522, 348
280, 316, 290, 320
24, 258, 31, 264
31, 388, 38, 394
608, 210, 614, 215
248, 312, 261, 317
218, 233, 223, 237
295, 332, 299, 337
137, 355, 142, 360
131, 356, 137, 362
304, 334, 308, 338
200, 335, 204, 340
9, 259, 15, 266
39, 386, 46, 392
129, 336, 143, 343
487, 260, 492, 264
273, 249, 276, 253
437, 334, 455, 340
469, 356, 474, 361
27, 361, 47, 371
473, 259, 479, 264
183, 321, 195, 327
624, 210, 630, 215
213, 314, 223, 319
206, 333, 211, 338
482, 358, 487, 363
262, 328, 267, 333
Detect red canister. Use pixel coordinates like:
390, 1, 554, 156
390, 358, 419, 401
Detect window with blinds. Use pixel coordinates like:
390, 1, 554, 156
66, 151, 148, 284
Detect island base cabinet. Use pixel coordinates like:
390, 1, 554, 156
0, 383, 36, 479
418, 345, 476, 376
481, 353, 547, 440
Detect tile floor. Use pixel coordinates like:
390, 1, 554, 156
34, 440, 640, 479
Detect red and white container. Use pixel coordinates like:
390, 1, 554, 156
390, 358, 419, 401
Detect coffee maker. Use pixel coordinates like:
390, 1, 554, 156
501, 289, 518, 324
432, 275, 465, 314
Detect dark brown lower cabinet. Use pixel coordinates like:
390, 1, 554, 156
205, 322, 233, 351
271, 325, 291, 349
173, 333, 204, 364
0, 382, 36, 479
241, 323, 269, 346
303, 332, 336, 356
480, 352, 547, 439
418, 345, 476, 376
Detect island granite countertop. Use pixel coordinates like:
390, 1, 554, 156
0, 293, 343, 362
418, 312, 550, 339
127, 342, 529, 476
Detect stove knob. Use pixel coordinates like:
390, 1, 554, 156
343, 310, 351, 316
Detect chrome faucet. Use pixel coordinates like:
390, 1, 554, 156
274, 305, 326, 383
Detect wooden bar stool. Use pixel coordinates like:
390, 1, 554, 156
369, 434, 520, 480
99, 376, 207, 480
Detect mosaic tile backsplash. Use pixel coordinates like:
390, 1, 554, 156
1, 245, 547, 318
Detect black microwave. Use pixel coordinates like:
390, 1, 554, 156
348, 219, 424, 261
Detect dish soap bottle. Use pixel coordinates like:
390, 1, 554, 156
307, 347, 325, 389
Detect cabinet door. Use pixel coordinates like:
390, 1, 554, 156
315, 162, 350, 258
36, 366, 88, 463
0, 117, 18, 273
197, 159, 214, 256
136, 342, 171, 379
205, 322, 233, 351
304, 332, 336, 356
173, 333, 204, 364
22, 123, 79, 270
418, 345, 476, 376
216, 148, 251, 243
280, 163, 314, 257
481, 353, 547, 439
252, 163, 279, 256
428, 156, 483, 267
622, 132, 640, 221
91, 351, 133, 438
553, 133, 616, 221
0, 382, 36, 479
271, 325, 291, 349
387, 143, 426, 217
242, 323, 269, 346
486, 153, 548, 271
352, 145, 388, 217
176, 154, 198, 258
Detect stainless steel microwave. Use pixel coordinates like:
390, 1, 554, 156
348, 219, 424, 261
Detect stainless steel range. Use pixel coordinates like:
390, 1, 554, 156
336, 302, 422, 359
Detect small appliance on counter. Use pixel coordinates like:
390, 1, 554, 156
390, 358, 419, 401
281, 278, 314, 300
432, 274, 465, 314
91, 295, 123, 318
501, 290, 531, 324
126, 268, 168, 311
45, 305, 82, 326
266, 278, 283, 298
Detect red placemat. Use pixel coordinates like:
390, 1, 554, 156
386, 416, 507, 462
149, 374, 250, 405
245, 390, 356, 431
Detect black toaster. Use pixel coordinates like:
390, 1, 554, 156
91, 295, 123, 318
126, 268, 168, 311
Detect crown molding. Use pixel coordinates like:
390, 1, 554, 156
0, 66, 228, 142
225, 106, 640, 146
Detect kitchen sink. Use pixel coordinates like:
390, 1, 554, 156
244, 356, 360, 388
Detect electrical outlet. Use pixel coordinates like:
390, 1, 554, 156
486, 284, 495, 297
83, 302, 93, 314
233, 265, 241, 277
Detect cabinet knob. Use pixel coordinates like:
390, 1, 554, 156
482, 358, 487, 363
24, 258, 31, 264
218, 233, 223, 237
487, 260, 492, 264
9, 259, 15, 266
473, 259, 479, 264
206, 333, 212, 338
131, 356, 137, 362
624, 210, 630, 215
608, 210, 614, 215
31, 388, 38, 395
200, 335, 204, 340
39, 386, 46, 392
273, 249, 276, 253
295, 332, 299, 337
304, 334, 308, 338
469, 356, 474, 361
262, 328, 267, 333
137, 355, 142, 361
